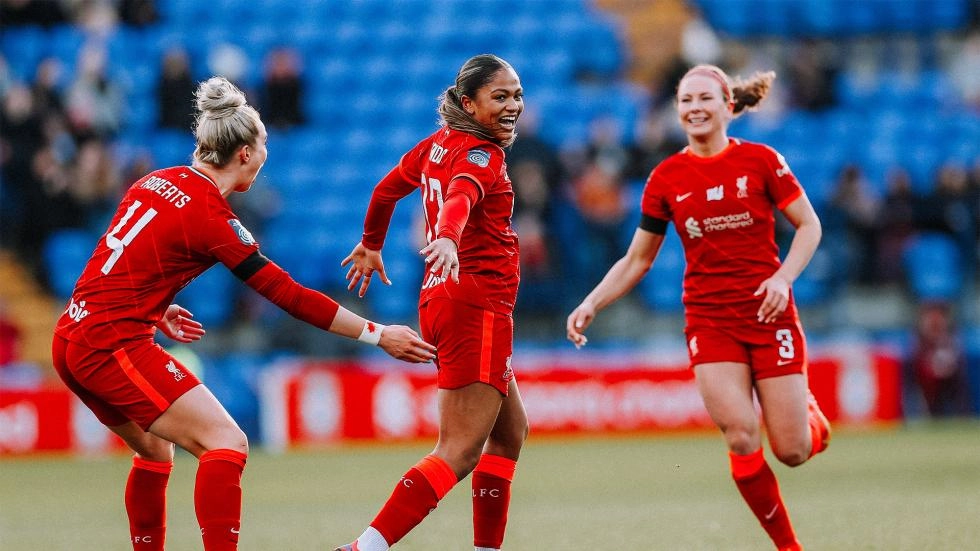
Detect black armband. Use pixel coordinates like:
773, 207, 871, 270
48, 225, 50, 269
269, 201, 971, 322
638, 214, 669, 235
232, 251, 270, 281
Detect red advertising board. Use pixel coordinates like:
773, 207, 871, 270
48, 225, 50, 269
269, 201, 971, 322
0, 384, 125, 455
0, 343, 902, 455
259, 343, 903, 451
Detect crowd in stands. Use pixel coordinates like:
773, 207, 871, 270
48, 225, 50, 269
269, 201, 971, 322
2, 1, 978, 415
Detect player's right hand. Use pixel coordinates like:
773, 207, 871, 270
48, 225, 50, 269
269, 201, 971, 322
342, 242, 391, 297
566, 303, 594, 349
378, 325, 437, 363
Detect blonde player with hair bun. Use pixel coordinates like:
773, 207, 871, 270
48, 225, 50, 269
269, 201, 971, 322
52, 76, 435, 551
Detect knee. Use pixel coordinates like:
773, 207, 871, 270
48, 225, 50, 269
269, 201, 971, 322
134, 437, 175, 463
196, 424, 248, 458
500, 418, 530, 449
435, 443, 483, 477
720, 424, 759, 455
217, 426, 249, 456
772, 444, 808, 467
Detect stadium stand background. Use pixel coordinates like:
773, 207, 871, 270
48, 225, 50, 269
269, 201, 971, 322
2, 0, 978, 430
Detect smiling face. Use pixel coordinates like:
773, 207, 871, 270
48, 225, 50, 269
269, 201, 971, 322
676, 73, 733, 142
461, 66, 524, 144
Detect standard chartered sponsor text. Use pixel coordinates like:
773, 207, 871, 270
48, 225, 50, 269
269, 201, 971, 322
702, 211, 753, 232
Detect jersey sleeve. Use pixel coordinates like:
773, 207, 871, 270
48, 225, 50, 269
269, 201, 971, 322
397, 136, 433, 184
446, 143, 503, 200
200, 194, 261, 269
639, 166, 672, 232
761, 145, 804, 210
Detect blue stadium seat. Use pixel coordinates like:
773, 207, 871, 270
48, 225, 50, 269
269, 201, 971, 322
1, 25, 47, 82
903, 232, 964, 301
791, 245, 836, 306
639, 230, 685, 313
149, 130, 195, 168
175, 266, 238, 327
43, 229, 96, 299
47, 25, 87, 72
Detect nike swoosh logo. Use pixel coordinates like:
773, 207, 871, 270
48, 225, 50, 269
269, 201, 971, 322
777, 359, 793, 366
231, 528, 240, 534
676, 192, 693, 202
764, 504, 779, 520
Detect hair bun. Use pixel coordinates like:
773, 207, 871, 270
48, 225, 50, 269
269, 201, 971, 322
195, 77, 246, 119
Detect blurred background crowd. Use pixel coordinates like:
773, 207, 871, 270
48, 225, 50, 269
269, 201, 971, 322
2, 0, 978, 421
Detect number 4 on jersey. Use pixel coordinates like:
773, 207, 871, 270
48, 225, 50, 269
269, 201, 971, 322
101, 200, 158, 274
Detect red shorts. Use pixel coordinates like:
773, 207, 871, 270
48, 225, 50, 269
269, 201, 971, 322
683, 318, 807, 380
419, 298, 514, 395
51, 335, 201, 430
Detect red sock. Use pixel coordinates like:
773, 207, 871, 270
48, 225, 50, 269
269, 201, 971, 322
472, 454, 517, 549
126, 457, 172, 550
729, 449, 798, 549
370, 454, 458, 545
195, 449, 247, 551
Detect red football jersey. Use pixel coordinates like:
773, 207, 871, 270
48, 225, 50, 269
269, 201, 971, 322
640, 139, 805, 326
398, 127, 520, 314
54, 166, 259, 349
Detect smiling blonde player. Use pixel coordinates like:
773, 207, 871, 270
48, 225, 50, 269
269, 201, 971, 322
567, 65, 831, 551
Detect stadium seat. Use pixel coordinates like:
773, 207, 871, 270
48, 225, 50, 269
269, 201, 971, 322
0, 25, 47, 82
43, 229, 96, 299
902, 232, 964, 301
174, 266, 238, 327
639, 230, 685, 313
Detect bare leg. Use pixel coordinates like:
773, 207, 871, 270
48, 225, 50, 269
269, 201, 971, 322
756, 373, 810, 466
695, 362, 800, 550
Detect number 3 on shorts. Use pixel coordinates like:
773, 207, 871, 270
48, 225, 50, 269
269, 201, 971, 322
776, 328, 795, 360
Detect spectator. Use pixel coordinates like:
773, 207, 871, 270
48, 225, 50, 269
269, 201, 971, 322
0, 84, 46, 257
260, 46, 305, 129
65, 44, 124, 139
0, 0, 69, 26
31, 57, 66, 117
0, 303, 22, 367
784, 39, 838, 111
917, 162, 979, 278
906, 301, 972, 417
875, 167, 917, 283
948, 27, 980, 111
625, 112, 687, 182
507, 110, 566, 311
118, 0, 159, 26
824, 164, 880, 284
157, 47, 196, 130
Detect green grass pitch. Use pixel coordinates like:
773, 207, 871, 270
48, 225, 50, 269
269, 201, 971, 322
2, 420, 978, 550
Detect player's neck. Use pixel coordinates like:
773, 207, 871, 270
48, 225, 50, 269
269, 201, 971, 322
687, 133, 729, 158
191, 163, 237, 197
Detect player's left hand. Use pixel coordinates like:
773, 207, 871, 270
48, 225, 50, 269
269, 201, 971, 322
420, 237, 460, 283
754, 274, 790, 323
156, 304, 205, 343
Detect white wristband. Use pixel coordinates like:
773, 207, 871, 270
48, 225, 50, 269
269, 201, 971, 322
357, 321, 386, 346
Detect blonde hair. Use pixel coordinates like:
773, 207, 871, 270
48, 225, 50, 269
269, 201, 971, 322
193, 77, 261, 166
681, 64, 776, 116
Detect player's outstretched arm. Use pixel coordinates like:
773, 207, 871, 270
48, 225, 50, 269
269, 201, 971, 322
342, 243, 390, 298
234, 251, 435, 363
328, 307, 436, 363
156, 304, 206, 343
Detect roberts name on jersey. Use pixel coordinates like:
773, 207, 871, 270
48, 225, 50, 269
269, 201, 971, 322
138, 175, 192, 208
